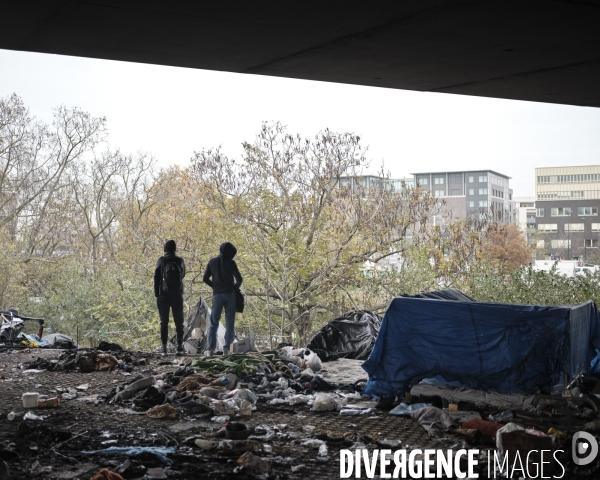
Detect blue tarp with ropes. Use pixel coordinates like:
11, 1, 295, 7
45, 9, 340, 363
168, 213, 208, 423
362, 290, 600, 398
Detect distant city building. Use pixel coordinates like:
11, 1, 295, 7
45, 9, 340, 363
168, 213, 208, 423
514, 196, 537, 247
410, 170, 516, 225
535, 165, 600, 260
337, 175, 414, 191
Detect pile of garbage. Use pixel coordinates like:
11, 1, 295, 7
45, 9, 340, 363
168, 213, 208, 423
20, 347, 144, 373
101, 347, 374, 422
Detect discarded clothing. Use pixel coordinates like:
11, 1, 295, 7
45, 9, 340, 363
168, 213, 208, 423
410, 406, 459, 435
409, 382, 536, 410
462, 418, 505, 437
82, 446, 177, 465
176, 374, 213, 392
146, 403, 179, 419
190, 354, 265, 376
133, 386, 166, 409
389, 402, 432, 416
90, 468, 125, 480
97, 341, 124, 352
113, 376, 155, 402
96, 353, 119, 372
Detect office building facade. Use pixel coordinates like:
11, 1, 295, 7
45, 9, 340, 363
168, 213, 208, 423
411, 170, 516, 225
535, 165, 600, 260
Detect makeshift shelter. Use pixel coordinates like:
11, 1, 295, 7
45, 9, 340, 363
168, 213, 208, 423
169, 297, 226, 353
307, 310, 381, 360
363, 291, 600, 398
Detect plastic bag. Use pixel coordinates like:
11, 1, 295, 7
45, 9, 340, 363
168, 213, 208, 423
272, 378, 289, 389
488, 410, 513, 423
301, 439, 324, 448
237, 399, 252, 416
211, 415, 231, 423
288, 394, 312, 405
310, 394, 345, 412
211, 399, 238, 415
304, 350, 322, 372
318, 444, 328, 457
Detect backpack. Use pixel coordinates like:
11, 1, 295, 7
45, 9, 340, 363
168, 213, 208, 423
162, 258, 182, 294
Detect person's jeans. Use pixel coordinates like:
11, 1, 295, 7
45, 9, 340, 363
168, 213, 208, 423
157, 295, 184, 345
207, 292, 236, 351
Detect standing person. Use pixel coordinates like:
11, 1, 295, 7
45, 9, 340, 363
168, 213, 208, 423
203, 242, 243, 356
154, 240, 186, 355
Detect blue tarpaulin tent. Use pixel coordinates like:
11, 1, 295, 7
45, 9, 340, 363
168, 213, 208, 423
362, 292, 600, 398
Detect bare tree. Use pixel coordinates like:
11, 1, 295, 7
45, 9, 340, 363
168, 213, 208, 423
192, 122, 438, 342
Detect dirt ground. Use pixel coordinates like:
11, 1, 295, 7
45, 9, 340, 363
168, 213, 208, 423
0, 348, 452, 480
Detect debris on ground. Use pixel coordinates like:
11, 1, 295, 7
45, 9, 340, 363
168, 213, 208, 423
1, 296, 599, 478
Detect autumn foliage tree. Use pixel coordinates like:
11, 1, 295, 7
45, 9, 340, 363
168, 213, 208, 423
479, 223, 532, 272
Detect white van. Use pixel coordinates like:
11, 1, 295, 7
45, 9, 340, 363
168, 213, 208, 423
533, 260, 577, 277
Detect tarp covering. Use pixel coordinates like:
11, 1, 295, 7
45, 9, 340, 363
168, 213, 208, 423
402, 289, 476, 302
170, 297, 225, 353
362, 292, 600, 397
307, 310, 381, 360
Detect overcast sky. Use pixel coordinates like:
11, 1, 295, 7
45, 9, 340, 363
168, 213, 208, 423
2, 48, 600, 197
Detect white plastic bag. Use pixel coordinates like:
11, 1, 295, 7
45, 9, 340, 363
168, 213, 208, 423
304, 350, 322, 372
288, 394, 312, 405
310, 394, 337, 412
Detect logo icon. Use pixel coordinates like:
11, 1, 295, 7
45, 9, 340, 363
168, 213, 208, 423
572, 432, 599, 466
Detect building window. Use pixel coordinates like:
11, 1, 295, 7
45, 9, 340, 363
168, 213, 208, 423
419, 177, 428, 185
538, 224, 558, 232
592, 223, 600, 232
536, 208, 544, 217
468, 176, 474, 183
468, 188, 474, 195
577, 207, 598, 216
478, 175, 488, 182
551, 207, 572, 216
551, 239, 571, 248
478, 188, 488, 195
536, 240, 545, 248
434, 189, 445, 197
450, 189, 460, 196
434, 177, 444, 184
468, 201, 475, 208
565, 223, 584, 232
478, 200, 488, 207
585, 239, 599, 248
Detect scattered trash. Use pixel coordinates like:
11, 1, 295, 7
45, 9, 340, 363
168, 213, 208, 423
236, 451, 271, 472
90, 467, 125, 480
389, 402, 431, 416
37, 396, 60, 408
146, 403, 179, 419
226, 422, 249, 440
22, 392, 39, 408
301, 439, 324, 448
488, 409, 514, 423
82, 446, 177, 465
23, 411, 43, 421
318, 443, 328, 457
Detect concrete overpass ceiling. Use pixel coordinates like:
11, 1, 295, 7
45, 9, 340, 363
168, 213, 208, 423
3, 1, 600, 107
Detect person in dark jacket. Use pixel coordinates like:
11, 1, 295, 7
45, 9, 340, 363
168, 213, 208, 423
202, 242, 243, 356
154, 240, 186, 355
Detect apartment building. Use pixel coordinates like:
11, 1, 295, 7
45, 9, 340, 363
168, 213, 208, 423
411, 170, 516, 225
535, 165, 600, 260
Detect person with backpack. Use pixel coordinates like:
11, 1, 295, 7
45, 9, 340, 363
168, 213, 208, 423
154, 240, 186, 355
202, 242, 243, 356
